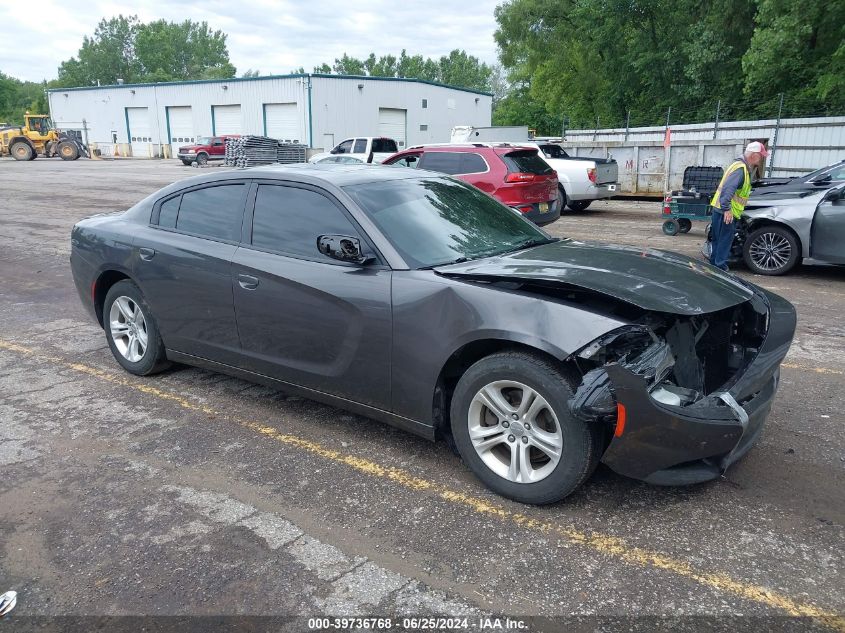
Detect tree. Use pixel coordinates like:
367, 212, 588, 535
0, 72, 49, 124
743, 0, 845, 114
241, 69, 261, 78
55, 15, 236, 87
332, 54, 366, 76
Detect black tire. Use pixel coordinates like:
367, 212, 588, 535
103, 280, 170, 376
743, 225, 801, 276
557, 186, 569, 214
58, 140, 79, 161
181, 160, 193, 166
196, 152, 208, 166
678, 218, 692, 233
449, 351, 602, 505
567, 200, 591, 212
10, 142, 33, 161
662, 219, 680, 236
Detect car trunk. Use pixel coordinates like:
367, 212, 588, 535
499, 149, 558, 203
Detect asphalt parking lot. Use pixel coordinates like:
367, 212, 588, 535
0, 158, 843, 631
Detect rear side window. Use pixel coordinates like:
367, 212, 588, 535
158, 196, 180, 228
353, 139, 368, 153
418, 152, 463, 175
175, 184, 246, 241
501, 150, 553, 175
460, 153, 488, 174
252, 185, 361, 261
373, 138, 398, 153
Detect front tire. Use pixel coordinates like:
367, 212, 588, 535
104, 280, 169, 376
450, 351, 602, 505
58, 140, 80, 161
196, 152, 208, 166
558, 186, 569, 214
743, 225, 800, 275
181, 160, 193, 166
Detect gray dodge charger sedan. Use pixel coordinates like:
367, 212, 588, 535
70, 165, 797, 504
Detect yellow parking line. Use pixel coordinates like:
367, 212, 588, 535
782, 363, 844, 375
0, 337, 842, 630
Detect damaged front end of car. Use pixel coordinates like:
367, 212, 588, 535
569, 288, 796, 485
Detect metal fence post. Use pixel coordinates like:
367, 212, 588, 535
663, 108, 671, 192
624, 110, 631, 142
713, 100, 720, 139
766, 93, 784, 178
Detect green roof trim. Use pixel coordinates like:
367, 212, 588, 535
47, 73, 493, 97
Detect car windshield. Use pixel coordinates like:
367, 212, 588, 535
195, 137, 212, 145
802, 162, 844, 181
344, 177, 554, 268
539, 144, 569, 159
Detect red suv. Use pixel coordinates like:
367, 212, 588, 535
382, 144, 560, 224
177, 135, 239, 166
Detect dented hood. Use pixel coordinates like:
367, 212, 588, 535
435, 240, 754, 315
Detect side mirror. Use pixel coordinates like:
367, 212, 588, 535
822, 188, 841, 202
330, 147, 340, 154
317, 235, 373, 264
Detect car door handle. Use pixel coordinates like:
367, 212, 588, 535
139, 247, 156, 261
238, 274, 259, 290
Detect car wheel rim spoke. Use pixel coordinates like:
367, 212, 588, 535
468, 380, 563, 484
109, 296, 147, 362
751, 233, 791, 270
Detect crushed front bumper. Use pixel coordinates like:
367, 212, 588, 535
599, 288, 796, 485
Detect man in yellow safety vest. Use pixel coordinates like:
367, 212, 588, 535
709, 141, 769, 271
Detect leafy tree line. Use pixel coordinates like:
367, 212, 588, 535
292, 49, 494, 94
3, 5, 842, 134
493, 0, 845, 134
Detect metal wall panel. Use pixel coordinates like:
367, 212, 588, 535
48, 75, 491, 157
561, 115, 845, 182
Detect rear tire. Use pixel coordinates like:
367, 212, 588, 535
558, 186, 569, 214
743, 225, 800, 275
678, 218, 692, 233
450, 351, 602, 505
10, 142, 33, 161
103, 280, 170, 376
58, 141, 79, 161
567, 200, 591, 212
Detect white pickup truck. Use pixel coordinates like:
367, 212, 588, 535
450, 127, 618, 211
509, 141, 619, 212
308, 136, 399, 164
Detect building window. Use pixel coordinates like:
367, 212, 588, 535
420, 124, 428, 131
422, 99, 427, 109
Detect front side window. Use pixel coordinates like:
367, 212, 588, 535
539, 144, 569, 159
353, 139, 368, 153
344, 177, 551, 268
387, 154, 420, 168
334, 139, 353, 154
174, 184, 245, 241
196, 137, 213, 145
251, 185, 361, 261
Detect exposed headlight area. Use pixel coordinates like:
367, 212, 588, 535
570, 298, 770, 428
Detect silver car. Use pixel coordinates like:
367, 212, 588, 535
705, 185, 845, 275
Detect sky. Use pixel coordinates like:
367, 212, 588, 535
0, 0, 502, 82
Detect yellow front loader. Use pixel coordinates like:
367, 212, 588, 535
0, 113, 88, 161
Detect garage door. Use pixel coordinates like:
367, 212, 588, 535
264, 103, 300, 143
126, 107, 152, 157
167, 106, 194, 145
213, 105, 242, 135
378, 108, 406, 148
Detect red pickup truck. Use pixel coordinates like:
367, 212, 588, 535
177, 135, 238, 166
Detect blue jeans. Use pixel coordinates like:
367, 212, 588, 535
710, 208, 736, 271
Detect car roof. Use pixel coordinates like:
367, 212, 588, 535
161, 163, 438, 191
402, 143, 537, 154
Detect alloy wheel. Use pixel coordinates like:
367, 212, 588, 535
749, 231, 792, 272
109, 296, 148, 362
467, 380, 563, 484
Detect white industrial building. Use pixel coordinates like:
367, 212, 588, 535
47, 73, 493, 158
